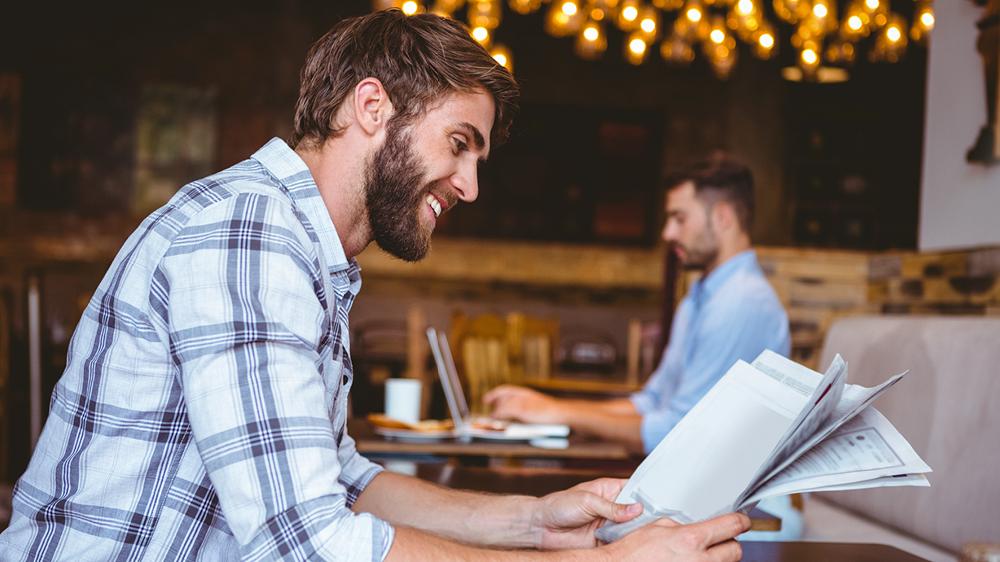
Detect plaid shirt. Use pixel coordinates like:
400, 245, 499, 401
1, 139, 394, 561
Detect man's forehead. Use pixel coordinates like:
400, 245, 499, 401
666, 181, 697, 208
427, 91, 494, 140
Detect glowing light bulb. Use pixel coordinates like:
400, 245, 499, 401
629, 37, 647, 54
886, 25, 901, 42
401, 0, 419, 15
864, 0, 879, 11
801, 48, 818, 65
812, 3, 828, 18
583, 25, 600, 41
591, 7, 605, 21
758, 32, 774, 49
686, 7, 702, 23
561, 1, 578, 16
622, 5, 638, 21
847, 15, 863, 31
736, 0, 754, 16
710, 28, 725, 44
491, 43, 512, 70
920, 12, 935, 29
641, 17, 656, 33
472, 26, 490, 42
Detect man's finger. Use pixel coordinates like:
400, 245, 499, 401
579, 492, 642, 522
706, 539, 743, 562
483, 385, 515, 405
685, 513, 751, 548
571, 477, 627, 499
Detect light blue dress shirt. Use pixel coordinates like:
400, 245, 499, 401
631, 250, 790, 453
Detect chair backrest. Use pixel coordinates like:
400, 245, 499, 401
450, 311, 558, 414
817, 315, 1000, 553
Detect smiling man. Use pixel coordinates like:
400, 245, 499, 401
0, 10, 749, 562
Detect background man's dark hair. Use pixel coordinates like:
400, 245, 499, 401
666, 156, 755, 234
292, 9, 520, 149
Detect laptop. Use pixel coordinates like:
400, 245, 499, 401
426, 327, 570, 442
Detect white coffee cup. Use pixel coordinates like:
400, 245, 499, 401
385, 378, 422, 424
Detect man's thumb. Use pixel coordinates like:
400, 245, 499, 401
609, 501, 643, 522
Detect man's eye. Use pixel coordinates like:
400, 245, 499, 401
452, 137, 468, 154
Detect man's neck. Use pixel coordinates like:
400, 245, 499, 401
704, 236, 752, 277
295, 138, 372, 258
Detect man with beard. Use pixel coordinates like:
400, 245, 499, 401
486, 158, 790, 455
0, 10, 750, 562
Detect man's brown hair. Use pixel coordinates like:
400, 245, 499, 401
292, 9, 519, 149
666, 156, 755, 235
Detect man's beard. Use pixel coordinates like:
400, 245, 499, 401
675, 223, 720, 271
364, 121, 433, 262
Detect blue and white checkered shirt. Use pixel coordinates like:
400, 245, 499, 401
0, 139, 394, 561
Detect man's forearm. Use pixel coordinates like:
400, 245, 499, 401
560, 405, 644, 453
386, 526, 602, 562
562, 397, 636, 416
354, 471, 541, 548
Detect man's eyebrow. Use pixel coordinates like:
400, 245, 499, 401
457, 122, 488, 160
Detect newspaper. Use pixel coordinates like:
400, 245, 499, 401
595, 351, 931, 542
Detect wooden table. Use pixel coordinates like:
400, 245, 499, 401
740, 542, 930, 561
398, 462, 781, 533
350, 418, 631, 462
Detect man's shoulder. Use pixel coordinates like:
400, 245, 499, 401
150, 158, 314, 237
171, 158, 291, 215
711, 263, 785, 314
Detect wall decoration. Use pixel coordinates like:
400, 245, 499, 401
967, 0, 999, 164
133, 84, 218, 213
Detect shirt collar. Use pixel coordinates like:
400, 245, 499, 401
251, 138, 361, 292
696, 249, 760, 299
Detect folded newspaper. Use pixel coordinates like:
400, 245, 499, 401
595, 350, 931, 542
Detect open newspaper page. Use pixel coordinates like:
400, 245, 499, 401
741, 407, 932, 505
596, 359, 814, 542
739, 351, 848, 502
737, 368, 909, 506
596, 350, 930, 543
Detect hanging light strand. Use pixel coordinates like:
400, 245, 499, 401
370, 0, 933, 79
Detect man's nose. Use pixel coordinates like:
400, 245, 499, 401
662, 222, 677, 243
451, 161, 479, 203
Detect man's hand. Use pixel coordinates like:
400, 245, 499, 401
531, 478, 642, 550
604, 512, 751, 562
484, 385, 565, 424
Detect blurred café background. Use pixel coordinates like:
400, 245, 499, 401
0, 0, 998, 556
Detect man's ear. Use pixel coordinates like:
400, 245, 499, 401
711, 200, 737, 234
352, 77, 394, 137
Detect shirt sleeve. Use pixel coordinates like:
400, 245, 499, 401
631, 347, 670, 415
630, 299, 692, 415
158, 192, 393, 561
639, 289, 789, 453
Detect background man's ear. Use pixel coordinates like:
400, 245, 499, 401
712, 201, 737, 233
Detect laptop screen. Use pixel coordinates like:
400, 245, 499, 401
426, 327, 470, 428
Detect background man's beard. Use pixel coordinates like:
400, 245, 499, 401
676, 233, 720, 271
364, 123, 432, 262
680, 247, 719, 271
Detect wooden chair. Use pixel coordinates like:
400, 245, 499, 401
450, 311, 558, 414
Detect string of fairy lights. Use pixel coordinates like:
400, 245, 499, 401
371, 0, 935, 81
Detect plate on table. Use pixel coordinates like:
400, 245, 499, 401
368, 413, 456, 441
373, 427, 457, 441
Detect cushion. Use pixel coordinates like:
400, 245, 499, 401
816, 315, 1000, 553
